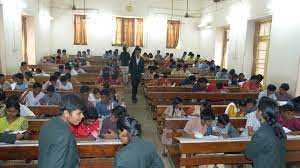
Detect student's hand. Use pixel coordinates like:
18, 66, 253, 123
16, 133, 24, 140
222, 134, 231, 138
103, 129, 116, 139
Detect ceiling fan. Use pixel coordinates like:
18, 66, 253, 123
183, 0, 201, 18
71, 0, 98, 11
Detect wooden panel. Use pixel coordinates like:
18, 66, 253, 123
147, 86, 241, 93
144, 79, 229, 85
28, 106, 60, 118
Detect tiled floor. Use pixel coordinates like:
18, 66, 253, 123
124, 86, 173, 168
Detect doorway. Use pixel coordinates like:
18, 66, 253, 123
21, 15, 35, 64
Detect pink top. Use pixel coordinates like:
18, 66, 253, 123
184, 118, 208, 134
70, 120, 100, 137
277, 114, 300, 131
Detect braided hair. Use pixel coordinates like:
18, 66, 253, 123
117, 115, 141, 137
171, 97, 183, 116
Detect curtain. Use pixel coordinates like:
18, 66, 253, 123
252, 22, 261, 75
74, 14, 87, 45
122, 18, 135, 47
22, 16, 28, 62
115, 17, 123, 45
136, 18, 143, 47
166, 20, 180, 49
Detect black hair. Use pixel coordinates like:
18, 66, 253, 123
54, 72, 61, 78
183, 64, 188, 68
229, 69, 235, 75
92, 87, 101, 94
74, 64, 80, 68
49, 75, 58, 82
218, 114, 230, 125
60, 75, 67, 82
209, 67, 215, 72
65, 66, 72, 71
80, 85, 91, 94
267, 84, 276, 92
36, 68, 43, 73
256, 74, 264, 82
117, 115, 142, 137
153, 74, 159, 79
279, 83, 289, 91
171, 97, 183, 116
62, 49, 66, 53
258, 97, 286, 140
33, 82, 42, 89
163, 74, 168, 79
216, 82, 224, 90
200, 109, 215, 121
111, 106, 127, 118
24, 71, 33, 78
100, 88, 110, 96
6, 95, 21, 117
280, 102, 295, 112
221, 68, 228, 73
239, 73, 245, 77
109, 87, 116, 95
197, 77, 208, 84
103, 82, 110, 89
47, 85, 55, 92
59, 93, 86, 114
58, 65, 64, 70
246, 97, 257, 106
21, 61, 27, 67
189, 75, 196, 82
199, 99, 211, 109
83, 107, 98, 120
0, 90, 6, 101
14, 73, 24, 80
65, 73, 71, 80
0, 74, 4, 78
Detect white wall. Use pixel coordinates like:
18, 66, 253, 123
197, 0, 300, 95
0, 0, 51, 74
49, 0, 207, 59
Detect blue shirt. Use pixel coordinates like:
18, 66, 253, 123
15, 83, 28, 91
96, 99, 118, 118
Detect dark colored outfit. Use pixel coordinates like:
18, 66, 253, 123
129, 56, 144, 101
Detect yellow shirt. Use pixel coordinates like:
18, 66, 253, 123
0, 117, 28, 133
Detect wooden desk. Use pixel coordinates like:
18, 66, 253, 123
146, 86, 241, 93
144, 79, 229, 85
28, 106, 60, 118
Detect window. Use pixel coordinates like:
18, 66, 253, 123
166, 20, 180, 49
113, 17, 143, 47
221, 27, 230, 68
253, 20, 272, 78
73, 14, 87, 45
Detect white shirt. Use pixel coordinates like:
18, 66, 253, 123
71, 69, 78, 76
75, 68, 86, 74
136, 57, 140, 65
240, 111, 261, 137
42, 80, 62, 90
59, 82, 73, 90
25, 91, 45, 106
88, 93, 101, 107
20, 104, 36, 117
258, 90, 277, 101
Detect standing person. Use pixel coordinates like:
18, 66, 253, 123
38, 94, 85, 168
114, 115, 163, 168
129, 48, 144, 103
245, 97, 286, 168
119, 47, 130, 86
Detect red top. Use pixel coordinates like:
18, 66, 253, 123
159, 80, 172, 87
96, 77, 110, 85
56, 60, 64, 64
147, 79, 160, 86
110, 78, 123, 85
70, 119, 100, 137
241, 80, 262, 92
277, 114, 300, 131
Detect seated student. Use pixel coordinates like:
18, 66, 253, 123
147, 74, 160, 86
110, 70, 123, 85
71, 107, 100, 140
114, 115, 163, 168
241, 74, 263, 92
240, 109, 261, 137
224, 101, 242, 117
59, 75, 73, 91
7, 95, 35, 117
215, 82, 229, 93
47, 56, 56, 64
181, 75, 196, 86
79, 85, 94, 108
96, 66, 111, 85
86, 49, 92, 58
213, 114, 239, 138
42, 75, 62, 90
39, 85, 61, 105
215, 68, 229, 80
183, 64, 191, 76
58, 65, 65, 74
74, 64, 86, 74
258, 84, 277, 101
193, 60, 200, 68
169, 60, 177, 69
244, 98, 257, 114
34, 68, 50, 77
291, 96, 300, 113
96, 88, 118, 118
245, 97, 286, 168
183, 109, 215, 138
143, 66, 156, 79
0, 91, 6, 117
192, 77, 208, 92
56, 56, 64, 64
61, 49, 69, 61
88, 88, 101, 107
65, 65, 78, 76
0, 74, 11, 90
24, 71, 35, 85
275, 83, 294, 101
25, 82, 45, 106
163, 97, 185, 117
0, 97, 28, 133
13, 73, 28, 91
109, 87, 125, 107
228, 74, 239, 86
171, 64, 185, 75
100, 106, 127, 140
19, 61, 31, 74
208, 67, 216, 76
159, 74, 172, 86
277, 102, 300, 135
238, 73, 246, 84
186, 99, 211, 116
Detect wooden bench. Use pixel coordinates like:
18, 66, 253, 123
175, 136, 300, 167
0, 140, 123, 168
28, 106, 60, 118
144, 79, 229, 85
146, 86, 241, 93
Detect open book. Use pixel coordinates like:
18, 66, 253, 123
283, 127, 292, 134
9, 130, 27, 134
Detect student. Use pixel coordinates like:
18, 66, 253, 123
119, 47, 130, 85
88, 87, 101, 107
275, 83, 294, 101
59, 75, 73, 91
193, 60, 200, 68
244, 98, 257, 114
114, 115, 163, 168
71, 107, 99, 139
277, 102, 300, 134
47, 56, 56, 64
183, 109, 215, 138
0, 74, 11, 90
241, 74, 263, 92
42, 75, 62, 90
19, 61, 30, 74
192, 77, 208, 92
13, 73, 28, 91
228, 74, 239, 86
215, 68, 229, 80
79, 85, 94, 108
110, 69, 123, 85
258, 84, 277, 101
86, 49, 92, 58
34, 68, 50, 77
100, 106, 127, 140
213, 114, 239, 138
129, 47, 144, 103
147, 74, 160, 86
159, 74, 172, 86
58, 65, 65, 74
39, 85, 61, 105
53, 49, 62, 57
65, 66, 78, 76
143, 66, 156, 79
215, 82, 229, 93
73, 64, 86, 74
56, 56, 64, 64
238, 73, 246, 83
183, 64, 191, 76
181, 75, 196, 86
154, 50, 163, 62
25, 82, 45, 106
8, 95, 35, 117
39, 94, 85, 168
171, 64, 185, 75
186, 99, 211, 116
96, 88, 118, 118
0, 97, 28, 133
61, 49, 69, 61
245, 97, 286, 168
97, 66, 111, 85
0, 91, 6, 117
24, 71, 35, 85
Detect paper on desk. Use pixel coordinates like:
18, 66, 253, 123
283, 127, 291, 134
9, 130, 27, 134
